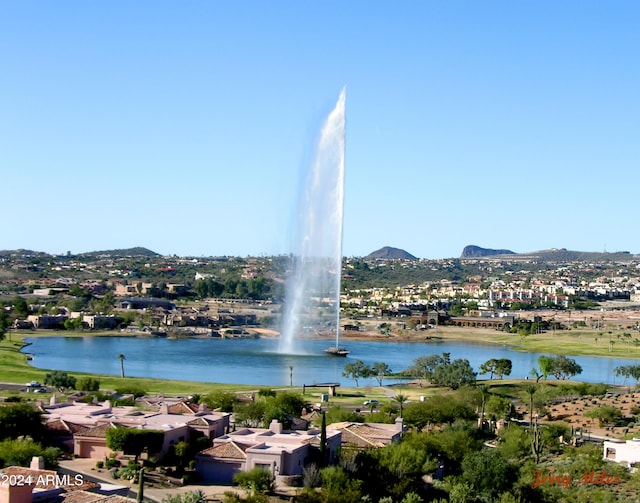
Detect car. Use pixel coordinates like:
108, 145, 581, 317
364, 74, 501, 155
363, 399, 379, 406
26, 381, 41, 387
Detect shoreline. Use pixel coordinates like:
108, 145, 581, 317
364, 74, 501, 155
13, 324, 640, 359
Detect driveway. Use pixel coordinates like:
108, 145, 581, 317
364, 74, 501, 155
58, 459, 246, 502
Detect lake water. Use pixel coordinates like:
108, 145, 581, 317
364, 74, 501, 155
22, 336, 640, 387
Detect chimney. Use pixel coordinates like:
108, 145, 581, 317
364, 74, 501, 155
395, 417, 404, 434
159, 403, 169, 414
269, 419, 283, 434
30, 456, 45, 470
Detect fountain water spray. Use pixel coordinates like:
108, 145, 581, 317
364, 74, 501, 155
279, 89, 346, 354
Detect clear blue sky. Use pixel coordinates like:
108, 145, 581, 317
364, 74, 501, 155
2, 2, 638, 259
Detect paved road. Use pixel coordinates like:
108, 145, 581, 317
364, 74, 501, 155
58, 459, 255, 503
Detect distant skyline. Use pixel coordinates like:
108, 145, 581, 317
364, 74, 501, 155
2, 2, 639, 259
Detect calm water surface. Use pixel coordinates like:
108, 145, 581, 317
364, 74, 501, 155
22, 336, 640, 387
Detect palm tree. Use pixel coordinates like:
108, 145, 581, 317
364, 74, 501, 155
393, 393, 408, 418
476, 384, 491, 430
118, 353, 126, 378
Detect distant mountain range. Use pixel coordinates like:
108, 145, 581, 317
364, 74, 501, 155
0, 247, 160, 258
0, 245, 636, 262
364, 244, 636, 262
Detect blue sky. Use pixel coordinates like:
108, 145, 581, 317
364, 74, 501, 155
2, 2, 638, 259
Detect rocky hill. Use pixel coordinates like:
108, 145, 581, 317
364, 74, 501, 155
366, 246, 417, 260
461, 245, 515, 258
78, 247, 161, 258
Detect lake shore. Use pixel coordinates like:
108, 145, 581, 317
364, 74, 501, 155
11, 322, 640, 359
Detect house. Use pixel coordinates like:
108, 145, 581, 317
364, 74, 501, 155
42, 399, 230, 460
26, 315, 68, 329
0, 456, 103, 503
329, 418, 404, 448
603, 438, 640, 467
196, 420, 342, 485
82, 315, 117, 330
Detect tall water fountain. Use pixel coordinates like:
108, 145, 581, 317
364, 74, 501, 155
279, 89, 346, 355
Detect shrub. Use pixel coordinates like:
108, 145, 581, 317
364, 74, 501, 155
233, 467, 273, 495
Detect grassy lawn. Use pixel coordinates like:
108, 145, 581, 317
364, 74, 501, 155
0, 335, 262, 397
434, 326, 640, 359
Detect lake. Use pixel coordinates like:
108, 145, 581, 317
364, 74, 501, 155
22, 336, 640, 387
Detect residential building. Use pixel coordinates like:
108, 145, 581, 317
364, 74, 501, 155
195, 419, 341, 485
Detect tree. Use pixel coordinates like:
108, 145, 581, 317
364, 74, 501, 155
407, 354, 446, 386
537, 355, 554, 380
372, 362, 392, 386
585, 405, 623, 427
106, 427, 164, 463
392, 393, 408, 418
342, 360, 372, 387
479, 358, 512, 380
44, 371, 76, 391
0, 438, 62, 468
476, 384, 490, 429
76, 377, 100, 392
201, 391, 237, 412
461, 447, 517, 501
402, 395, 476, 430
479, 359, 499, 379
432, 358, 476, 390
319, 411, 327, 467
616, 364, 640, 388
0, 309, 9, 342
12, 296, 29, 319
0, 403, 45, 441
118, 354, 126, 378
550, 355, 583, 380
494, 358, 512, 379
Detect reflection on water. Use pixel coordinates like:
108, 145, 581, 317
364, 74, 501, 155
22, 336, 639, 386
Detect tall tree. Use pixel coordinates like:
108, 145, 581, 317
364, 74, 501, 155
342, 360, 372, 387
392, 393, 408, 418
494, 358, 512, 379
372, 362, 392, 386
319, 411, 327, 467
479, 359, 499, 379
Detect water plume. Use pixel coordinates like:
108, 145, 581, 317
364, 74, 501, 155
279, 89, 346, 354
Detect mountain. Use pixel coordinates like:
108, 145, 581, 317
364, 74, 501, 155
78, 247, 161, 258
517, 248, 635, 262
461, 245, 516, 258
366, 246, 417, 260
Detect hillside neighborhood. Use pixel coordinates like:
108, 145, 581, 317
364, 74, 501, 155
3, 249, 640, 501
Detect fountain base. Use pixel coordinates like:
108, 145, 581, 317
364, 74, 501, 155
324, 346, 350, 357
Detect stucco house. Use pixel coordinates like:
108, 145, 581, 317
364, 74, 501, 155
42, 398, 230, 460
603, 438, 640, 467
195, 419, 342, 485
329, 418, 404, 448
